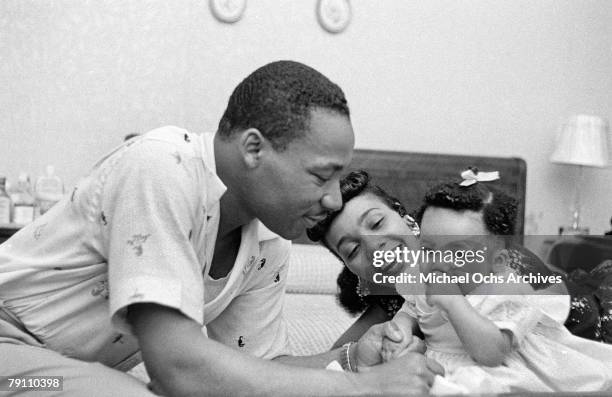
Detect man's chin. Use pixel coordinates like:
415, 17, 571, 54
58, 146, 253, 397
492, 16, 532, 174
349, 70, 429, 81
262, 221, 303, 241
279, 227, 303, 241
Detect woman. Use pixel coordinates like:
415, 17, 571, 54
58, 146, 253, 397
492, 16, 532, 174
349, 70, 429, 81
308, 170, 610, 347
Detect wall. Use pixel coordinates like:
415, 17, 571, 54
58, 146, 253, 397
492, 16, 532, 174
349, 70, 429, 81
1, 0, 611, 234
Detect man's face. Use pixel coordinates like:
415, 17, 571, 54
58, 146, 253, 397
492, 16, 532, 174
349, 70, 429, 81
249, 108, 354, 239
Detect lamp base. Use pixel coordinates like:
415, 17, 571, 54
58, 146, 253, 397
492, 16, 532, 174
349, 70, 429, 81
558, 225, 590, 236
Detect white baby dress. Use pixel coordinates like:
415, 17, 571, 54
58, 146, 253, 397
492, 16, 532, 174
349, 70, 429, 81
400, 292, 612, 394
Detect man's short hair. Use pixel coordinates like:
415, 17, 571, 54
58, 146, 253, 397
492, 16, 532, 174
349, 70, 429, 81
217, 60, 350, 151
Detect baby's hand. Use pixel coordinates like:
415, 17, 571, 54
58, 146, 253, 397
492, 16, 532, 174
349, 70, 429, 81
380, 320, 421, 362
426, 271, 462, 309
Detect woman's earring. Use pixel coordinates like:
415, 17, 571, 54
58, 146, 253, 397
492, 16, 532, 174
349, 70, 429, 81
356, 277, 371, 300
404, 215, 420, 237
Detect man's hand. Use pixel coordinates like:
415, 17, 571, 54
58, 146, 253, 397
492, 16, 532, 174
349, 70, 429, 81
358, 353, 444, 396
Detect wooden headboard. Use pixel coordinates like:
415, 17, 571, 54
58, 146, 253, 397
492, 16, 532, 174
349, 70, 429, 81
294, 149, 526, 244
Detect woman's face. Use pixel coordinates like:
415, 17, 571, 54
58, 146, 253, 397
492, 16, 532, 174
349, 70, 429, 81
325, 193, 419, 283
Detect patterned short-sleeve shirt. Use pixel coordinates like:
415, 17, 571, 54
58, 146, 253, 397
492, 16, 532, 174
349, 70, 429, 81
0, 126, 291, 368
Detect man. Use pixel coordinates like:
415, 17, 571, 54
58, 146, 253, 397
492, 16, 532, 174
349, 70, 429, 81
0, 61, 440, 396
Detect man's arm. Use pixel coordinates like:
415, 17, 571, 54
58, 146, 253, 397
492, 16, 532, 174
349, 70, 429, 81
272, 348, 344, 368
129, 303, 438, 397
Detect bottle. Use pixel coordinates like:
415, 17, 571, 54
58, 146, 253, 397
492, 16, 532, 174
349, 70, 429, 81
0, 176, 12, 224
35, 165, 64, 215
11, 172, 36, 225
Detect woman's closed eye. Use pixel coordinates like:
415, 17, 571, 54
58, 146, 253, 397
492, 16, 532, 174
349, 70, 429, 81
312, 172, 331, 185
369, 216, 384, 230
346, 243, 360, 260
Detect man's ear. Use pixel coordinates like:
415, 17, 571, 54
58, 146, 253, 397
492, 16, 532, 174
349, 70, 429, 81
492, 249, 510, 273
238, 128, 265, 169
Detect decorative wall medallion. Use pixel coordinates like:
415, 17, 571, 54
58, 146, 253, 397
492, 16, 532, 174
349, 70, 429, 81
210, 0, 247, 23
317, 0, 351, 34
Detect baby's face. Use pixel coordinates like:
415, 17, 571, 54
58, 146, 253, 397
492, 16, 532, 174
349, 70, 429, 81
419, 207, 489, 238
419, 206, 498, 293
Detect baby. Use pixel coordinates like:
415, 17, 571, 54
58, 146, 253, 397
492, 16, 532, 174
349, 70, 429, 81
382, 237, 612, 394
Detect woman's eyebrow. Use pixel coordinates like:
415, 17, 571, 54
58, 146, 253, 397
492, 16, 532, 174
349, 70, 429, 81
358, 208, 380, 225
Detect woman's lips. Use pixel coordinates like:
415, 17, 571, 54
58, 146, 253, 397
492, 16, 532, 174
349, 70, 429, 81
380, 259, 403, 275
377, 244, 407, 275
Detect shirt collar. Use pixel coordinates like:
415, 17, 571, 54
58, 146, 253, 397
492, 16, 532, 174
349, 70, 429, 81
200, 132, 227, 211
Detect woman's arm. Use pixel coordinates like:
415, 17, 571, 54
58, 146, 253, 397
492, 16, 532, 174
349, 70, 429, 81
432, 295, 512, 367
332, 304, 390, 349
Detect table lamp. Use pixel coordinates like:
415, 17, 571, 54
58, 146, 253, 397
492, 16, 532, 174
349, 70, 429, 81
550, 114, 610, 235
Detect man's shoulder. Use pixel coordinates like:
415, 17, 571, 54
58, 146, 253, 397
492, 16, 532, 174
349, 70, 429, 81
142, 125, 190, 140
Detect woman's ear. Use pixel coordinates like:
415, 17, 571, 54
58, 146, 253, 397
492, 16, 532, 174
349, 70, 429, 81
492, 249, 510, 273
403, 215, 420, 236
238, 128, 265, 169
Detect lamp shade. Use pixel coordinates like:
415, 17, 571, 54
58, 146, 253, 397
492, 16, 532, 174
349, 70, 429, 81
550, 114, 610, 167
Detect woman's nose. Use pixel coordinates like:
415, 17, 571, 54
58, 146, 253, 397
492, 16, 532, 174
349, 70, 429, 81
365, 237, 388, 253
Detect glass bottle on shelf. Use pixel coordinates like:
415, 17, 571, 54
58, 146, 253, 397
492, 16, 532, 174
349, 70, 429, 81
35, 165, 64, 216
0, 176, 12, 225
11, 172, 36, 225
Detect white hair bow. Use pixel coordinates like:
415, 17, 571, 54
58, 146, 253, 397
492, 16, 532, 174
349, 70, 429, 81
459, 169, 500, 186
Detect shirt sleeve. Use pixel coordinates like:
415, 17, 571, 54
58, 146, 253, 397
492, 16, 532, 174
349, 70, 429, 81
478, 295, 542, 347
205, 238, 291, 359
99, 136, 206, 334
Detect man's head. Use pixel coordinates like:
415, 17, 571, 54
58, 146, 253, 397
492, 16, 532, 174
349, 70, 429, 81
217, 60, 350, 150
215, 61, 354, 239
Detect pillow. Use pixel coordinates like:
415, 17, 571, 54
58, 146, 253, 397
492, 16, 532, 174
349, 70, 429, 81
284, 293, 354, 355
286, 244, 344, 295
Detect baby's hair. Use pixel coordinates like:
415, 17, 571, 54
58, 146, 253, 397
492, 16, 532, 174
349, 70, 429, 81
414, 177, 518, 236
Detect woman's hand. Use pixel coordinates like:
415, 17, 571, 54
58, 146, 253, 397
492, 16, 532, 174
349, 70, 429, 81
380, 315, 425, 362
381, 321, 412, 362
353, 322, 388, 368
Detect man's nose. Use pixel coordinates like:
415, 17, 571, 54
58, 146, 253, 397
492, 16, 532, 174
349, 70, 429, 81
320, 182, 342, 211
